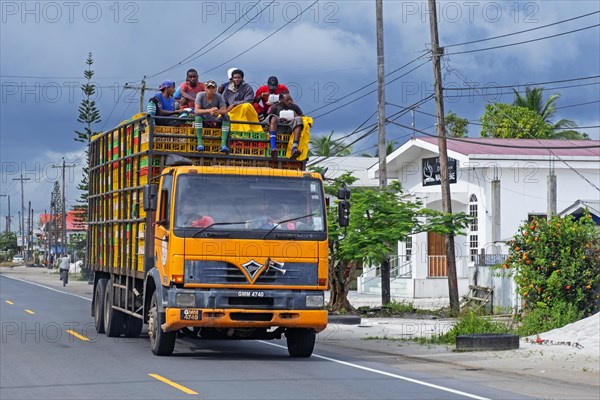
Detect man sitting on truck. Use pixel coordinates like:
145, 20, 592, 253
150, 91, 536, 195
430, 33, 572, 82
179, 69, 206, 111
147, 80, 183, 126
194, 80, 230, 153
268, 93, 304, 160
253, 76, 290, 122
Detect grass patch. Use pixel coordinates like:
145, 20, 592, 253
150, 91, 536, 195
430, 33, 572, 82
430, 310, 510, 344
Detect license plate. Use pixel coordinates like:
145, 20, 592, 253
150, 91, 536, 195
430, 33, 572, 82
237, 291, 265, 297
180, 309, 201, 320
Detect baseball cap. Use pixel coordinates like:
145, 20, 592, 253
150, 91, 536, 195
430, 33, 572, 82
227, 67, 238, 80
267, 76, 279, 90
205, 80, 217, 88
159, 80, 176, 90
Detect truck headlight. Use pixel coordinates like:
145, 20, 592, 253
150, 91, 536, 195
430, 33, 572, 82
306, 294, 324, 308
176, 292, 196, 307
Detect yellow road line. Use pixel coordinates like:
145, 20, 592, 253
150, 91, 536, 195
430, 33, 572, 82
25, 309, 35, 315
5, 300, 14, 305
66, 330, 90, 342
148, 374, 198, 395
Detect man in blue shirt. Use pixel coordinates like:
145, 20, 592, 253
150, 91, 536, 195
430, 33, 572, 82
147, 80, 183, 125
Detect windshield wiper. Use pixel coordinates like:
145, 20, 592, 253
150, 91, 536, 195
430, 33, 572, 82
261, 213, 315, 239
190, 221, 247, 238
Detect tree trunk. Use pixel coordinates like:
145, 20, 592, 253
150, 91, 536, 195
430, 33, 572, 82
328, 259, 358, 312
381, 256, 391, 305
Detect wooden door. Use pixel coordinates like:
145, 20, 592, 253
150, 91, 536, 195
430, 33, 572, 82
427, 232, 447, 277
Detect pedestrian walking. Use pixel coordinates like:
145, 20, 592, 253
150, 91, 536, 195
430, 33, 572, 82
59, 253, 70, 286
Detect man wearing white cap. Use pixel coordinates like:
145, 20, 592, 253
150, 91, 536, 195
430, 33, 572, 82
218, 67, 238, 95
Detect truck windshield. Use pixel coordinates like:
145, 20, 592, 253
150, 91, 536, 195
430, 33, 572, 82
173, 174, 326, 238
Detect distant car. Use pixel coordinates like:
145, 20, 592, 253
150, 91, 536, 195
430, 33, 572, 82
12, 255, 24, 264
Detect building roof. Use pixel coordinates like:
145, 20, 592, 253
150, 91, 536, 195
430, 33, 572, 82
309, 156, 379, 187
559, 199, 600, 217
39, 210, 87, 231
418, 137, 600, 157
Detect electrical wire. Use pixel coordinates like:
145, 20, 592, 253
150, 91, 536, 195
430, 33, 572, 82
201, 0, 319, 76
445, 24, 600, 56
445, 10, 600, 48
146, 0, 269, 79
305, 51, 430, 115
443, 75, 600, 91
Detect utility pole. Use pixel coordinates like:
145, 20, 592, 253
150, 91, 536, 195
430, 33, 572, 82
375, 0, 391, 306
13, 174, 30, 253
124, 76, 148, 113
0, 194, 6, 232
28, 201, 32, 261
52, 159, 76, 254
428, 0, 459, 315
7, 195, 11, 233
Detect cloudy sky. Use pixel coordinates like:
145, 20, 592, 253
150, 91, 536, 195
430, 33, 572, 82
1, 0, 599, 230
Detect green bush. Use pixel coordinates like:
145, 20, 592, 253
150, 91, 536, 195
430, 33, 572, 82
505, 215, 600, 315
515, 301, 582, 337
435, 311, 509, 344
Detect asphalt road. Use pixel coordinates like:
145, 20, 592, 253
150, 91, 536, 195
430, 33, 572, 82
0, 275, 549, 400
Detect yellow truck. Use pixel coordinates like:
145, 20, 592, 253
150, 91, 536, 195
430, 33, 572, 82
87, 114, 349, 356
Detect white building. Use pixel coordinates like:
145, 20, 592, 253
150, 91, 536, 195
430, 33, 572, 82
360, 137, 600, 308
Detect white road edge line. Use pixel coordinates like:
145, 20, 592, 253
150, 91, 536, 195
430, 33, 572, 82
259, 341, 491, 400
1, 275, 92, 302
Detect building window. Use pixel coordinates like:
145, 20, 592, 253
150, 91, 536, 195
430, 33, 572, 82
470, 235, 478, 262
469, 194, 478, 261
405, 237, 412, 262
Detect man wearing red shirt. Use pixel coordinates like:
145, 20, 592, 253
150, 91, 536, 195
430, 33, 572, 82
253, 76, 289, 121
179, 69, 206, 111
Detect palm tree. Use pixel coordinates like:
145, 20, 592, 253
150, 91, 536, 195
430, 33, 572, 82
309, 131, 352, 157
513, 87, 586, 139
360, 141, 397, 157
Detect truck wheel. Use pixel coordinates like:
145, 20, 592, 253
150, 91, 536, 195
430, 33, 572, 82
148, 292, 176, 356
93, 278, 107, 334
286, 328, 316, 358
104, 280, 125, 337
124, 315, 144, 338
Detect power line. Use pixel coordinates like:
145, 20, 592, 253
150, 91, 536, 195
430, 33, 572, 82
444, 75, 600, 91
305, 52, 430, 116
386, 121, 600, 149
445, 24, 600, 56
146, 0, 269, 79
311, 58, 431, 119
201, 0, 319, 76
445, 10, 600, 48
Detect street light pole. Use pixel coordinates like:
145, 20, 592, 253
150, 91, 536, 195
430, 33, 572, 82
13, 174, 30, 252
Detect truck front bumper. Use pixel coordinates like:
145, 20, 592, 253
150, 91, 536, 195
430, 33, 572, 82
163, 308, 327, 332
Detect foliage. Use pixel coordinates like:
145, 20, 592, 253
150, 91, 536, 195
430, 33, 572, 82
445, 111, 469, 138
361, 141, 398, 157
515, 300, 581, 337
0, 231, 18, 253
505, 215, 600, 316
73, 52, 101, 230
512, 87, 582, 136
435, 310, 509, 344
309, 131, 351, 157
480, 104, 554, 138
320, 172, 471, 311
479, 88, 588, 139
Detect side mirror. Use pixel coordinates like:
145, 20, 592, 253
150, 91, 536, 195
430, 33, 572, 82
143, 184, 158, 211
338, 200, 350, 227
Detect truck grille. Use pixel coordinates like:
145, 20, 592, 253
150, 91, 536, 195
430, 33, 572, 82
184, 260, 317, 285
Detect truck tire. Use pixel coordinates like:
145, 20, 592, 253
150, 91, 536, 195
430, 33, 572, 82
104, 280, 125, 337
148, 292, 176, 356
124, 315, 144, 338
93, 278, 107, 334
286, 328, 316, 358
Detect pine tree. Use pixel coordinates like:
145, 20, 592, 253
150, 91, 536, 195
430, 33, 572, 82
72, 53, 101, 232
